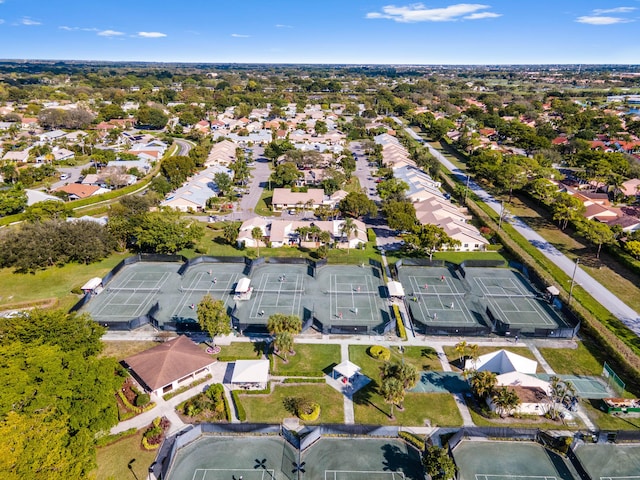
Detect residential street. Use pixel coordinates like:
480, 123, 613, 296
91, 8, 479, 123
397, 121, 640, 336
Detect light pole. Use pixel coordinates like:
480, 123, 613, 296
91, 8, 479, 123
498, 200, 505, 230
568, 258, 580, 306
464, 174, 470, 205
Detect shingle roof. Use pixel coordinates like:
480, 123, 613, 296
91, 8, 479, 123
123, 336, 215, 391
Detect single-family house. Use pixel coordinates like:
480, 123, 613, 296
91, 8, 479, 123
2, 149, 30, 162
54, 183, 109, 200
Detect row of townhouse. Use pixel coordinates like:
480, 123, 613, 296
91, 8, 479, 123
237, 217, 367, 249
160, 164, 233, 212
374, 133, 489, 252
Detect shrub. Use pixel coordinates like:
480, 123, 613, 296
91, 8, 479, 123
399, 431, 426, 451
369, 345, 391, 361
135, 393, 150, 407
394, 305, 407, 340
298, 402, 320, 422
283, 396, 320, 421
231, 390, 247, 421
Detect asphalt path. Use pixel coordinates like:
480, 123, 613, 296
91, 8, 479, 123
394, 118, 640, 336
174, 138, 193, 156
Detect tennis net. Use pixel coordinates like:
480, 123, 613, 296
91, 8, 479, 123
411, 291, 466, 297
253, 289, 305, 294
179, 287, 231, 293
107, 287, 161, 294
325, 290, 378, 295
484, 293, 538, 299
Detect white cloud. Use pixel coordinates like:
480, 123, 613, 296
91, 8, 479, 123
137, 31, 167, 38
98, 29, 125, 36
0, 19, 4, 25
366, 3, 499, 22
275, 24, 293, 28
576, 15, 632, 25
231, 33, 250, 37
59, 26, 98, 31
594, 7, 636, 14
20, 17, 41, 26
464, 11, 501, 20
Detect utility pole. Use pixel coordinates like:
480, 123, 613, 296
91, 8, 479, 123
568, 258, 580, 306
463, 174, 470, 205
498, 200, 505, 230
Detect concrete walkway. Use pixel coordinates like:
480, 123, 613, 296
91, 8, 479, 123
434, 345, 474, 426
341, 342, 355, 424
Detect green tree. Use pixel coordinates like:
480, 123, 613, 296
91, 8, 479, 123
576, 219, 616, 259
161, 155, 196, 189
379, 376, 404, 419
252, 226, 263, 255
338, 191, 377, 218
136, 105, 168, 129
454, 340, 468, 364
547, 376, 577, 420
315, 204, 336, 221
315, 120, 328, 135
422, 445, 457, 480
214, 172, 234, 199
273, 331, 294, 361
403, 224, 460, 260
271, 162, 302, 187
625, 240, 640, 259
0, 187, 27, 216
340, 217, 357, 253
267, 313, 302, 335
469, 370, 497, 399
492, 386, 521, 417
134, 210, 204, 253
197, 294, 231, 345
376, 178, 409, 202
223, 222, 240, 245
340, 155, 356, 180
23, 200, 72, 222
551, 192, 585, 230
382, 200, 417, 232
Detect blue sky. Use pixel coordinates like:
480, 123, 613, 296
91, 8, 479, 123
0, 0, 638, 64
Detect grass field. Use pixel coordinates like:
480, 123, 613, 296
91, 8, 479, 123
349, 344, 442, 381
581, 399, 640, 430
216, 341, 269, 361
99, 340, 159, 360
95, 430, 157, 480
272, 343, 340, 376
239, 383, 344, 424
0, 253, 128, 310
538, 341, 605, 376
353, 388, 463, 426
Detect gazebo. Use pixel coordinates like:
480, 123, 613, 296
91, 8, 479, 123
332, 360, 361, 382
231, 359, 269, 390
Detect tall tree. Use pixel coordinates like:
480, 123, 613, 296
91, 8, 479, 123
252, 226, 263, 255
403, 224, 460, 260
547, 376, 577, 420
271, 162, 302, 188
197, 294, 231, 346
422, 446, 457, 480
469, 370, 497, 399
134, 210, 204, 254
340, 217, 357, 253
379, 377, 404, 419
338, 191, 377, 219
576, 219, 616, 259
491, 386, 521, 417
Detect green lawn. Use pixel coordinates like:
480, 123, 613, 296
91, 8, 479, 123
466, 398, 583, 429
538, 341, 605, 376
385, 250, 509, 266
100, 340, 159, 360
581, 399, 640, 431
0, 253, 128, 311
442, 345, 539, 371
95, 430, 157, 480
272, 343, 340, 376
239, 384, 344, 424
254, 188, 277, 217
353, 387, 462, 426
349, 344, 442, 381
216, 341, 269, 361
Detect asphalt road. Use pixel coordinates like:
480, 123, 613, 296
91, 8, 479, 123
174, 138, 193, 156
395, 119, 640, 336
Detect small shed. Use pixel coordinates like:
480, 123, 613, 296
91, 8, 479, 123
387, 280, 405, 298
235, 277, 251, 293
231, 360, 269, 390
81, 277, 103, 294
332, 360, 361, 381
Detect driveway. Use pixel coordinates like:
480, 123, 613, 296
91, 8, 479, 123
225, 146, 271, 222
394, 119, 640, 336
50, 162, 93, 190
349, 141, 380, 202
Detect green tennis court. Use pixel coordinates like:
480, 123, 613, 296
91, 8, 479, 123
165, 435, 424, 480
410, 371, 471, 394
573, 444, 640, 479
452, 440, 576, 480
535, 374, 613, 399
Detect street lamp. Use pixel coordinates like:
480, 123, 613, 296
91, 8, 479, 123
463, 174, 470, 205
498, 200, 505, 230
568, 258, 580, 306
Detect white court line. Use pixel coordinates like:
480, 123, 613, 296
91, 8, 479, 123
325, 470, 404, 480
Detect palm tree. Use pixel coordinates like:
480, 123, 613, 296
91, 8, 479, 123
251, 226, 263, 256
319, 230, 331, 246
469, 370, 497, 400
454, 341, 468, 366
340, 218, 357, 253
273, 332, 294, 362
492, 386, 520, 418
468, 343, 480, 368
548, 376, 577, 420
380, 377, 404, 419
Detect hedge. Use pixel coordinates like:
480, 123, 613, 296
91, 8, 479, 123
399, 431, 426, 451
230, 390, 247, 422
369, 345, 391, 361
273, 370, 324, 378
367, 228, 377, 243
393, 305, 407, 340
298, 403, 320, 422
117, 389, 156, 414
282, 378, 326, 384
95, 428, 137, 447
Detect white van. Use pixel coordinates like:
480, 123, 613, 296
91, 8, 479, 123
60, 173, 70, 180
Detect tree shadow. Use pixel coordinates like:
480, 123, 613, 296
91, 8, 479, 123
381, 442, 421, 476
352, 382, 390, 418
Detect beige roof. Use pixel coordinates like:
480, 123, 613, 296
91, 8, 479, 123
124, 336, 215, 391
272, 188, 324, 205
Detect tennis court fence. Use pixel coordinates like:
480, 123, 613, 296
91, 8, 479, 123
602, 362, 626, 397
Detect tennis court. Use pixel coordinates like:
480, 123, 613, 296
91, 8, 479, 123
410, 371, 471, 394
453, 440, 576, 480
397, 266, 481, 328
573, 444, 640, 479
535, 374, 613, 399
165, 435, 424, 480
